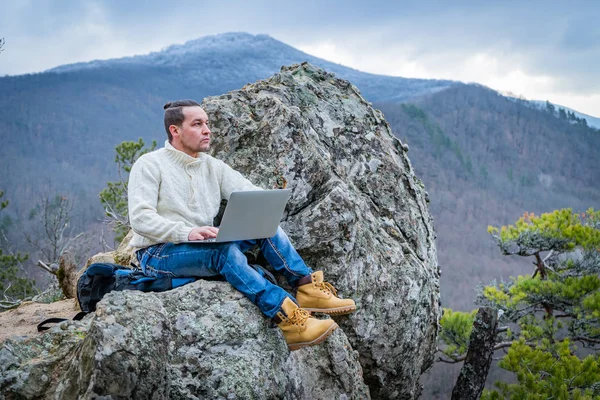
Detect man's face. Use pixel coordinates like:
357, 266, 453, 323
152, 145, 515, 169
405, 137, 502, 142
171, 106, 211, 156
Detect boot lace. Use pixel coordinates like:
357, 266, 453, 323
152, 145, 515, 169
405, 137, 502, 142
316, 281, 338, 296
288, 307, 311, 326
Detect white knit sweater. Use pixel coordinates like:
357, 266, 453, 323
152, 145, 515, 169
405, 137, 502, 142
128, 141, 261, 249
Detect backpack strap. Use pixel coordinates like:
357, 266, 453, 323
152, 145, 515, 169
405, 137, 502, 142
37, 311, 90, 332
73, 311, 88, 320
37, 317, 69, 332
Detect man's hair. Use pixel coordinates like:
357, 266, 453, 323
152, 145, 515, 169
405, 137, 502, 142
163, 100, 201, 142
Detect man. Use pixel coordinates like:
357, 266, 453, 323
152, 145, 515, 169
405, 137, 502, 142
128, 99, 356, 351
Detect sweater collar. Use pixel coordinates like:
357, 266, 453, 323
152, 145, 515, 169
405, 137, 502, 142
163, 140, 207, 165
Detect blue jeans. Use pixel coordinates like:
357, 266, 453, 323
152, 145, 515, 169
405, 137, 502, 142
136, 227, 312, 318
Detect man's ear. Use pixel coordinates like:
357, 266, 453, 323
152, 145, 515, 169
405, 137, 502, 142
169, 124, 179, 138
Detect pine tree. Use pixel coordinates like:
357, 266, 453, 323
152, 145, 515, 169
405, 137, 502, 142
99, 138, 156, 243
559, 108, 568, 120
545, 101, 556, 116
439, 208, 600, 398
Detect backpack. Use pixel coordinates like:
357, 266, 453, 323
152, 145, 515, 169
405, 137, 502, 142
37, 262, 277, 332
76, 263, 199, 312
37, 263, 198, 331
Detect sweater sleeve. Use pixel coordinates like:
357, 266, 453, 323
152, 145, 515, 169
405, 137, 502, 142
128, 156, 193, 243
219, 161, 263, 200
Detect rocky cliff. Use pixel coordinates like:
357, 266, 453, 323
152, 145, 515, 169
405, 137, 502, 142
0, 63, 440, 399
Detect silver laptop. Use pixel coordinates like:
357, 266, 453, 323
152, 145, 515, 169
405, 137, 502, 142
182, 189, 292, 243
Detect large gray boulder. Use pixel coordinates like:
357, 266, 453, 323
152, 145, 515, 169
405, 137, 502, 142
0, 281, 369, 399
204, 62, 440, 398
0, 63, 439, 399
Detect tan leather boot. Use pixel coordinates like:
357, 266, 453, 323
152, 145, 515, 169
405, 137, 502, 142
296, 271, 356, 315
275, 297, 338, 351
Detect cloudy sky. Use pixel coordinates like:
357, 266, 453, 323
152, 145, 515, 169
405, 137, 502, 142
2, 1, 599, 117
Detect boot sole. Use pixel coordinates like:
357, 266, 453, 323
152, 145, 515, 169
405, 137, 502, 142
304, 305, 357, 315
287, 322, 339, 351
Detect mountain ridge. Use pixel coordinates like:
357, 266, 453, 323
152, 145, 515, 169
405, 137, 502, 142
44, 32, 456, 103
45, 32, 600, 128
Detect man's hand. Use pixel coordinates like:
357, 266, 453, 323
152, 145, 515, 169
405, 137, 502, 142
188, 226, 219, 241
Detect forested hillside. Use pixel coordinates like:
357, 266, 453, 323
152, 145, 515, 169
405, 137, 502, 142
378, 84, 600, 310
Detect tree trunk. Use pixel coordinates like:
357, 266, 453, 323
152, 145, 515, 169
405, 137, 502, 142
451, 307, 498, 400
58, 252, 78, 298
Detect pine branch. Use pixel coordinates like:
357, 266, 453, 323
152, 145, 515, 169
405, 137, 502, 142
438, 358, 461, 364
497, 326, 509, 333
572, 336, 600, 345
437, 352, 463, 364
542, 250, 555, 263
554, 313, 574, 318
438, 340, 530, 364
493, 341, 515, 350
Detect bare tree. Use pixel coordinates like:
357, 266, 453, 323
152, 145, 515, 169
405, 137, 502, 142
22, 191, 97, 298
25, 191, 94, 266
25, 194, 77, 264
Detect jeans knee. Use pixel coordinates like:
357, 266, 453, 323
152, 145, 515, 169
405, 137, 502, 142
212, 243, 244, 272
